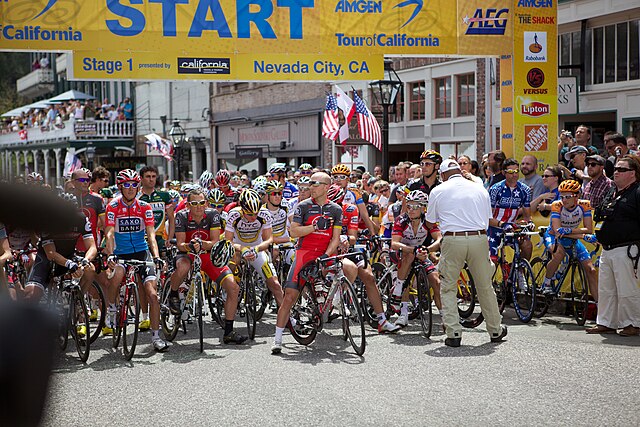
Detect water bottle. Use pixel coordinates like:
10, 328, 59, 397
555, 255, 569, 281
315, 283, 325, 304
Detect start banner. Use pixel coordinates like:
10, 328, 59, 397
1, 0, 513, 56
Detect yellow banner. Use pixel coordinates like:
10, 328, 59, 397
0, 0, 511, 56
512, 0, 557, 171
69, 51, 384, 81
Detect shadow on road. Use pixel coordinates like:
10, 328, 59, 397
424, 341, 501, 358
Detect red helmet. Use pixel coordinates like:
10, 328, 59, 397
327, 183, 346, 204
215, 169, 231, 186
116, 169, 140, 185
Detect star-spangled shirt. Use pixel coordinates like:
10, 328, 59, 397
489, 180, 531, 224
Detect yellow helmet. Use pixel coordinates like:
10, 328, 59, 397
331, 164, 351, 175
558, 179, 581, 193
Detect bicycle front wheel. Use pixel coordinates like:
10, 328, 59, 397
512, 260, 536, 323
492, 262, 508, 313
195, 276, 204, 352
570, 262, 589, 326
160, 279, 180, 342
122, 285, 140, 361
529, 256, 550, 318
416, 269, 433, 338
244, 277, 257, 340
289, 281, 319, 346
340, 280, 366, 356
87, 281, 106, 345
70, 289, 90, 362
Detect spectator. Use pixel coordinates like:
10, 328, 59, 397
627, 136, 638, 154
119, 97, 133, 120
106, 105, 118, 122
101, 99, 111, 116
486, 150, 506, 188
530, 165, 562, 216
482, 161, 493, 189
519, 155, 546, 199
604, 133, 629, 178
39, 56, 49, 69
72, 101, 84, 120
388, 163, 408, 203
583, 154, 614, 210
31, 58, 41, 70
573, 124, 599, 155
558, 129, 576, 164
407, 163, 420, 180
373, 165, 382, 178
561, 145, 589, 183
458, 155, 482, 184
89, 166, 111, 193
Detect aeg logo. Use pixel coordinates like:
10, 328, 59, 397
463, 8, 508, 35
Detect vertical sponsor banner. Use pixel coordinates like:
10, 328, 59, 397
500, 54, 514, 157
512, 0, 557, 171
457, 0, 512, 56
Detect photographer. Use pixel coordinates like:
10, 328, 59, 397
558, 129, 576, 165
589, 155, 640, 336
603, 133, 629, 178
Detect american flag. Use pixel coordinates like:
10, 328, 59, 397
353, 91, 381, 151
322, 94, 340, 141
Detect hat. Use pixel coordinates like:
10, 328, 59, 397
564, 145, 588, 161
586, 154, 605, 165
439, 159, 461, 174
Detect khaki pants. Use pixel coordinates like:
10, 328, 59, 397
439, 234, 502, 338
597, 246, 640, 329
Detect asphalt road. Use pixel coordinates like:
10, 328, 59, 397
43, 309, 640, 426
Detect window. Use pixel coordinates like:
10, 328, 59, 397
408, 81, 425, 121
457, 74, 475, 117
434, 77, 451, 119
631, 21, 640, 80
593, 27, 604, 84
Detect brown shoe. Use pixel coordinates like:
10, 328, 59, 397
585, 325, 617, 334
618, 326, 640, 337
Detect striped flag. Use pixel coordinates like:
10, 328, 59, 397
63, 151, 82, 178
353, 91, 382, 151
335, 86, 355, 145
322, 94, 340, 141
144, 133, 174, 161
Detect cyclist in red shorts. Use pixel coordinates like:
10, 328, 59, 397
271, 172, 358, 354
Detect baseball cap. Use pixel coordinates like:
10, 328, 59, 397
586, 154, 605, 165
564, 145, 588, 161
439, 159, 461, 174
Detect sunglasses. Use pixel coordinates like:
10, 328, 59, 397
121, 182, 139, 189
407, 203, 423, 210
586, 162, 601, 167
614, 166, 633, 173
504, 169, 519, 175
75, 177, 90, 183
299, 186, 311, 191
561, 194, 576, 199
243, 210, 258, 216
211, 203, 224, 209
300, 171, 311, 175
310, 180, 329, 187
420, 161, 435, 167
458, 161, 470, 166
189, 200, 207, 206
332, 175, 348, 181
542, 174, 556, 178
269, 192, 283, 196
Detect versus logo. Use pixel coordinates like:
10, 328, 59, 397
526, 68, 544, 88
178, 58, 231, 75
394, 0, 424, 29
463, 8, 509, 35
335, 0, 382, 13
521, 101, 550, 117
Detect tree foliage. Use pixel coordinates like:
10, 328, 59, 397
0, 52, 30, 114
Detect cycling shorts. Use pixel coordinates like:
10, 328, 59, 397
543, 231, 591, 263
175, 252, 232, 286
241, 250, 276, 284
389, 250, 437, 275
285, 248, 325, 290
115, 250, 157, 284
26, 249, 70, 291
488, 226, 530, 258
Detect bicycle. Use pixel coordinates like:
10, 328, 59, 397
289, 253, 366, 355
530, 228, 598, 326
109, 259, 153, 361
47, 257, 91, 363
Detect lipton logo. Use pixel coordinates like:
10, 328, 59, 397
521, 101, 549, 117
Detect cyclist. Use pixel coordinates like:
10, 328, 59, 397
215, 170, 239, 205
288, 176, 311, 217
27, 172, 44, 186
327, 184, 400, 334
488, 158, 534, 262
208, 188, 227, 232
331, 164, 377, 235
268, 163, 298, 201
264, 181, 295, 270
381, 185, 408, 238
104, 169, 169, 352
168, 188, 247, 344
199, 170, 215, 191
299, 163, 313, 178
390, 190, 443, 327
272, 172, 357, 354
409, 150, 443, 196
540, 179, 598, 300
225, 189, 285, 325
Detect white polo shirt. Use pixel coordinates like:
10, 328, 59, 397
426, 174, 492, 233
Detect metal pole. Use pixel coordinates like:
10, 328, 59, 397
382, 104, 390, 182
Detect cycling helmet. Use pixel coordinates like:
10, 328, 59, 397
199, 170, 214, 189
253, 181, 267, 197
207, 188, 225, 205
420, 150, 443, 164
27, 172, 44, 183
116, 169, 140, 185
331, 164, 351, 176
268, 163, 287, 174
168, 189, 181, 204
297, 176, 311, 185
239, 189, 262, 215
265, 180, 284, 194
180, 183, 199, 194
558, 179, 581, 194
327, 184, 346, 204
80, 167, 93, 178
299, 163, 313, 172
210, 239, 235, 268
169, 180, 181, 190
61, 192, 78, 206
215, 169, 231, 186
406, 190, 429, 205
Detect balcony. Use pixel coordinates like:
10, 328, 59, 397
17, 69, 54, 100
0, 119, 135, 149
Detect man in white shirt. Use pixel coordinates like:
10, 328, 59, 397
426, 159, 507, 347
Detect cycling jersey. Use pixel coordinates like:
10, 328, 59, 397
77, 191, 104, 252
283, 181, 299, 201
138, 189, 173, 239
267, 202, 290, 239
392, 213, 439, 247
175, 208, 221, 242
550, 199, 592, 230
174, 198, 188, 214
41, 213, 93, 257
489, 180, 532, 224
341, 204, 359, 235
343, 188, 364, 206
225, 207, 272, 247
105, 197, 154, 255
359, 202, 380, 231
293, 198, 342, 251
408, 178, 440, 196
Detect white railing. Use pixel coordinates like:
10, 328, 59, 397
0, 119, 135, 148
16, 69, 54, 94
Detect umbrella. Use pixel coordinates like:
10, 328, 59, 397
46, 90, 96, 103
1, 100, 55, 118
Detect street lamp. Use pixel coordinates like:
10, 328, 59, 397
168, 119, 186, 180
86, 145, 96, 171
369, 60, 402, 181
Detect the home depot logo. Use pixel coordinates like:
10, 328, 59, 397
521, 101, 550, 117
524, 124, 548, 151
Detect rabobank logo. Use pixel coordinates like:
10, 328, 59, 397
335, 0, 382, 13
463, 9, 508, 35
394, 0, 423, 28
178, 58, 230, 75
